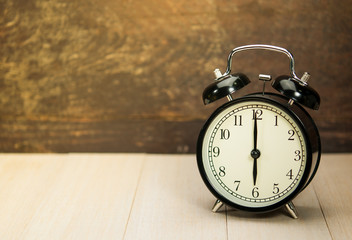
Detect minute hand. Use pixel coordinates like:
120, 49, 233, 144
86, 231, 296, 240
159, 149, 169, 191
254, 113, 258, 150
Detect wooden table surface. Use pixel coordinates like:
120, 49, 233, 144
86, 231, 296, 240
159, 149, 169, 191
0, 153, 351, 240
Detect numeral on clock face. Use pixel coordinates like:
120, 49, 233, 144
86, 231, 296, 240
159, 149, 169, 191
234, 115, 242, 126
220, 129, 230, 140
252, 109, 263, 120
234, 181, 241, 191
212, 147, 220, 157
288, 130, 295, 140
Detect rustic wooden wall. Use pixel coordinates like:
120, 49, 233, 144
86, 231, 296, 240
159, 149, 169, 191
1, 0, 351, 153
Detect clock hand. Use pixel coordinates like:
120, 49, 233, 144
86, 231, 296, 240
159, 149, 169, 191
254, 112, 258, 150
251, 112, 260, 186
253, 157, 258, 186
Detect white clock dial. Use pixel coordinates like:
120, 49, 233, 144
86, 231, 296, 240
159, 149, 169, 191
200, 99, 307, 209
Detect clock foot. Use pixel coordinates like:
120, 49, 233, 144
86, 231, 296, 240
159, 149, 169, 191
285, 201, 298, 219
212, 199, 224, 212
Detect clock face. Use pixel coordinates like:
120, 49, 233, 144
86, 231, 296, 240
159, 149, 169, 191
197, 96, 310, 211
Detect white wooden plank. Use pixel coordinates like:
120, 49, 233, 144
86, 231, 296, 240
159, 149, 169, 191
226, 185, 332, 239
313, 153, 352, 240
124, 154, 227, 240
0, 153, 145, 240
0, 153, 350, 240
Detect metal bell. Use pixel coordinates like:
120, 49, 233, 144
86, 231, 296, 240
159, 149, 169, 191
272, 75, 320, 110
202, 73, 250, 105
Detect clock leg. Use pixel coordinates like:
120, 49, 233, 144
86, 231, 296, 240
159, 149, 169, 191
212, 199, 224, 212
285, 201, 298, 219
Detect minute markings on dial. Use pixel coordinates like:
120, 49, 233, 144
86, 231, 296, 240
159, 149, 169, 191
206, 103, 306, 204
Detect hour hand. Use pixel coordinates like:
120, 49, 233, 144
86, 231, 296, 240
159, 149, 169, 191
251, 150, 260, 185
253, 157, 258, 185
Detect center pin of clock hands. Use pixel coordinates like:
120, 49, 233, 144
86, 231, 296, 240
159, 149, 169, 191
251, 112, 261, 186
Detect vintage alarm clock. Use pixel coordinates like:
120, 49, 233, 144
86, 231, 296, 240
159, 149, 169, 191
196, 44, 321, 218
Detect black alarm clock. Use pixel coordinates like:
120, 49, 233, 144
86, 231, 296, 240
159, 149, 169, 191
196, 44, 321, 218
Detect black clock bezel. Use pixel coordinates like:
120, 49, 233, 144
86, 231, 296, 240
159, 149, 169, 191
196, 93, 315, 213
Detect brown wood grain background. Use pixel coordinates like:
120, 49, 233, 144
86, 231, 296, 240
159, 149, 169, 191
0, 0, 351, 153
